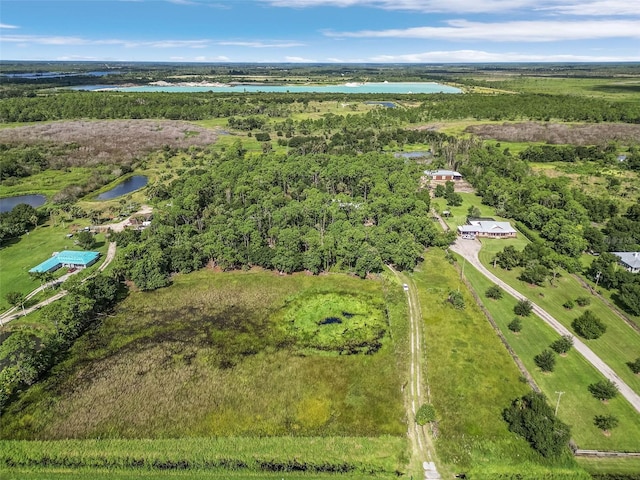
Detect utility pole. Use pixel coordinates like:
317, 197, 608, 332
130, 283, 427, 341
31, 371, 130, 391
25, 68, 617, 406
555, 391, 564, 416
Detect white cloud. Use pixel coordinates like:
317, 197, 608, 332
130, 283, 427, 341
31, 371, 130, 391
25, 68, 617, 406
285, 55, 317, 62
1, 35, 211, 48
217, 40, 305, 47
369, 49, 640, 62
0, 23, 19, 29
262, 0, 531, 12
261, 0, 640, 15
538, 0, 640, 16
325, 19, 640, 42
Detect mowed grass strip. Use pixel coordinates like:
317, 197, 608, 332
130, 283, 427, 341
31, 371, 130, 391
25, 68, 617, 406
476, 242, 640, 396
0, 436, 406, 478
0, 471, 399, 480
410, 249, 585, 477
0, 270, 407, 442
462, 259, 640, 452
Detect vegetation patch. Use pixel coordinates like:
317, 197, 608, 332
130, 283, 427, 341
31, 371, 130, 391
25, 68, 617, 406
0, 270, 405, 440
278, 292, 388, 355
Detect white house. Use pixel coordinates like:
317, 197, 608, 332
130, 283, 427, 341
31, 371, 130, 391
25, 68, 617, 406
612, 252, 640, 273
458, 220, 517, 239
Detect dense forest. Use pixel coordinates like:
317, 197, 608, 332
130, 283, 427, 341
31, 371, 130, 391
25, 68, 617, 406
111, 150, 453, 290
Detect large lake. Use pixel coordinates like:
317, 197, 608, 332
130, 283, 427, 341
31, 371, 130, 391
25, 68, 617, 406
82, 82, 461, 94
0, 194, 46, 213
97, 176, 148, 200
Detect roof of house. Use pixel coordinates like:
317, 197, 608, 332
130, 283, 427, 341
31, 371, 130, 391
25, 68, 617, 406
458, 220, 517, 234
424, 169, 462, 177
30, 250, 100, 273
612, 252, 640, 269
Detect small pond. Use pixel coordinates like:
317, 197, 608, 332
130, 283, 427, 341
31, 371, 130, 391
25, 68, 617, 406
97, 175, 148, 200
0, 194, 46, 213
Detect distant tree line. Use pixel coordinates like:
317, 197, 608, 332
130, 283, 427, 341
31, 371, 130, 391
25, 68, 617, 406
2, 91, 639, 124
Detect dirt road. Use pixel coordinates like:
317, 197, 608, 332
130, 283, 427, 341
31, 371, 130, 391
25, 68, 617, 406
387, 265, 441, 480
450, 238, 640, 414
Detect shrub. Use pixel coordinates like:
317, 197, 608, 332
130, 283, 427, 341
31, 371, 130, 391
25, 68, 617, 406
588, 379, 619, 401
550, 335, 573, 355
572, 310, 606, 339
562, 299, 575, 310
627, 357, 640, 374
534, 349, 556, 372
447, 290, 465, 309
575, 296, 591, 307
503, 392, 571, 458
508, 317, 522, 333
593, 414, 619, 433
485, 284, 503, 300
514, 299, 533, 317
415, 404, 436, 425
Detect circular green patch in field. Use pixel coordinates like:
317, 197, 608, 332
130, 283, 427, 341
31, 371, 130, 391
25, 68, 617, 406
279, 292, 387, 355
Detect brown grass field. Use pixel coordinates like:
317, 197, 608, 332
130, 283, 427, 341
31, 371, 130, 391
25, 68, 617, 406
0, 120, 220, 168
465, 122, 640, 145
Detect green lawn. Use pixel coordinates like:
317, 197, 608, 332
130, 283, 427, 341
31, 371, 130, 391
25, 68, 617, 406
409, 249, 587, 478
477, 247, 640, 397
576, 456, 640, 476
445, 190, 640, 397
461, 259, 640, 452
0, 222, 108, 311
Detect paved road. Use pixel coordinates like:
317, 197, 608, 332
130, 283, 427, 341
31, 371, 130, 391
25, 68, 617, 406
450, 238, 640, 414
387, 265, 442, 480
0, 242, 117, 326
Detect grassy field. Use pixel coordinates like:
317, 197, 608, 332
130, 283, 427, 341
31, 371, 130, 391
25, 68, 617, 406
0, 167, 94, 198
461, 259, 640, 452
476, 246, 640, 397
576, 456, 640, 476
408, 249, 588, 478
443, 191, 640, 396
468, 76, 640, 102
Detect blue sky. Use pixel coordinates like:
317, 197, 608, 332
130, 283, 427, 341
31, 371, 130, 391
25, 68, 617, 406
1, 0, 639, 63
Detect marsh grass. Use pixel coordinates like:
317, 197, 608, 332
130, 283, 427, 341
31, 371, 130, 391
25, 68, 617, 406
0, 270, 406, 441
